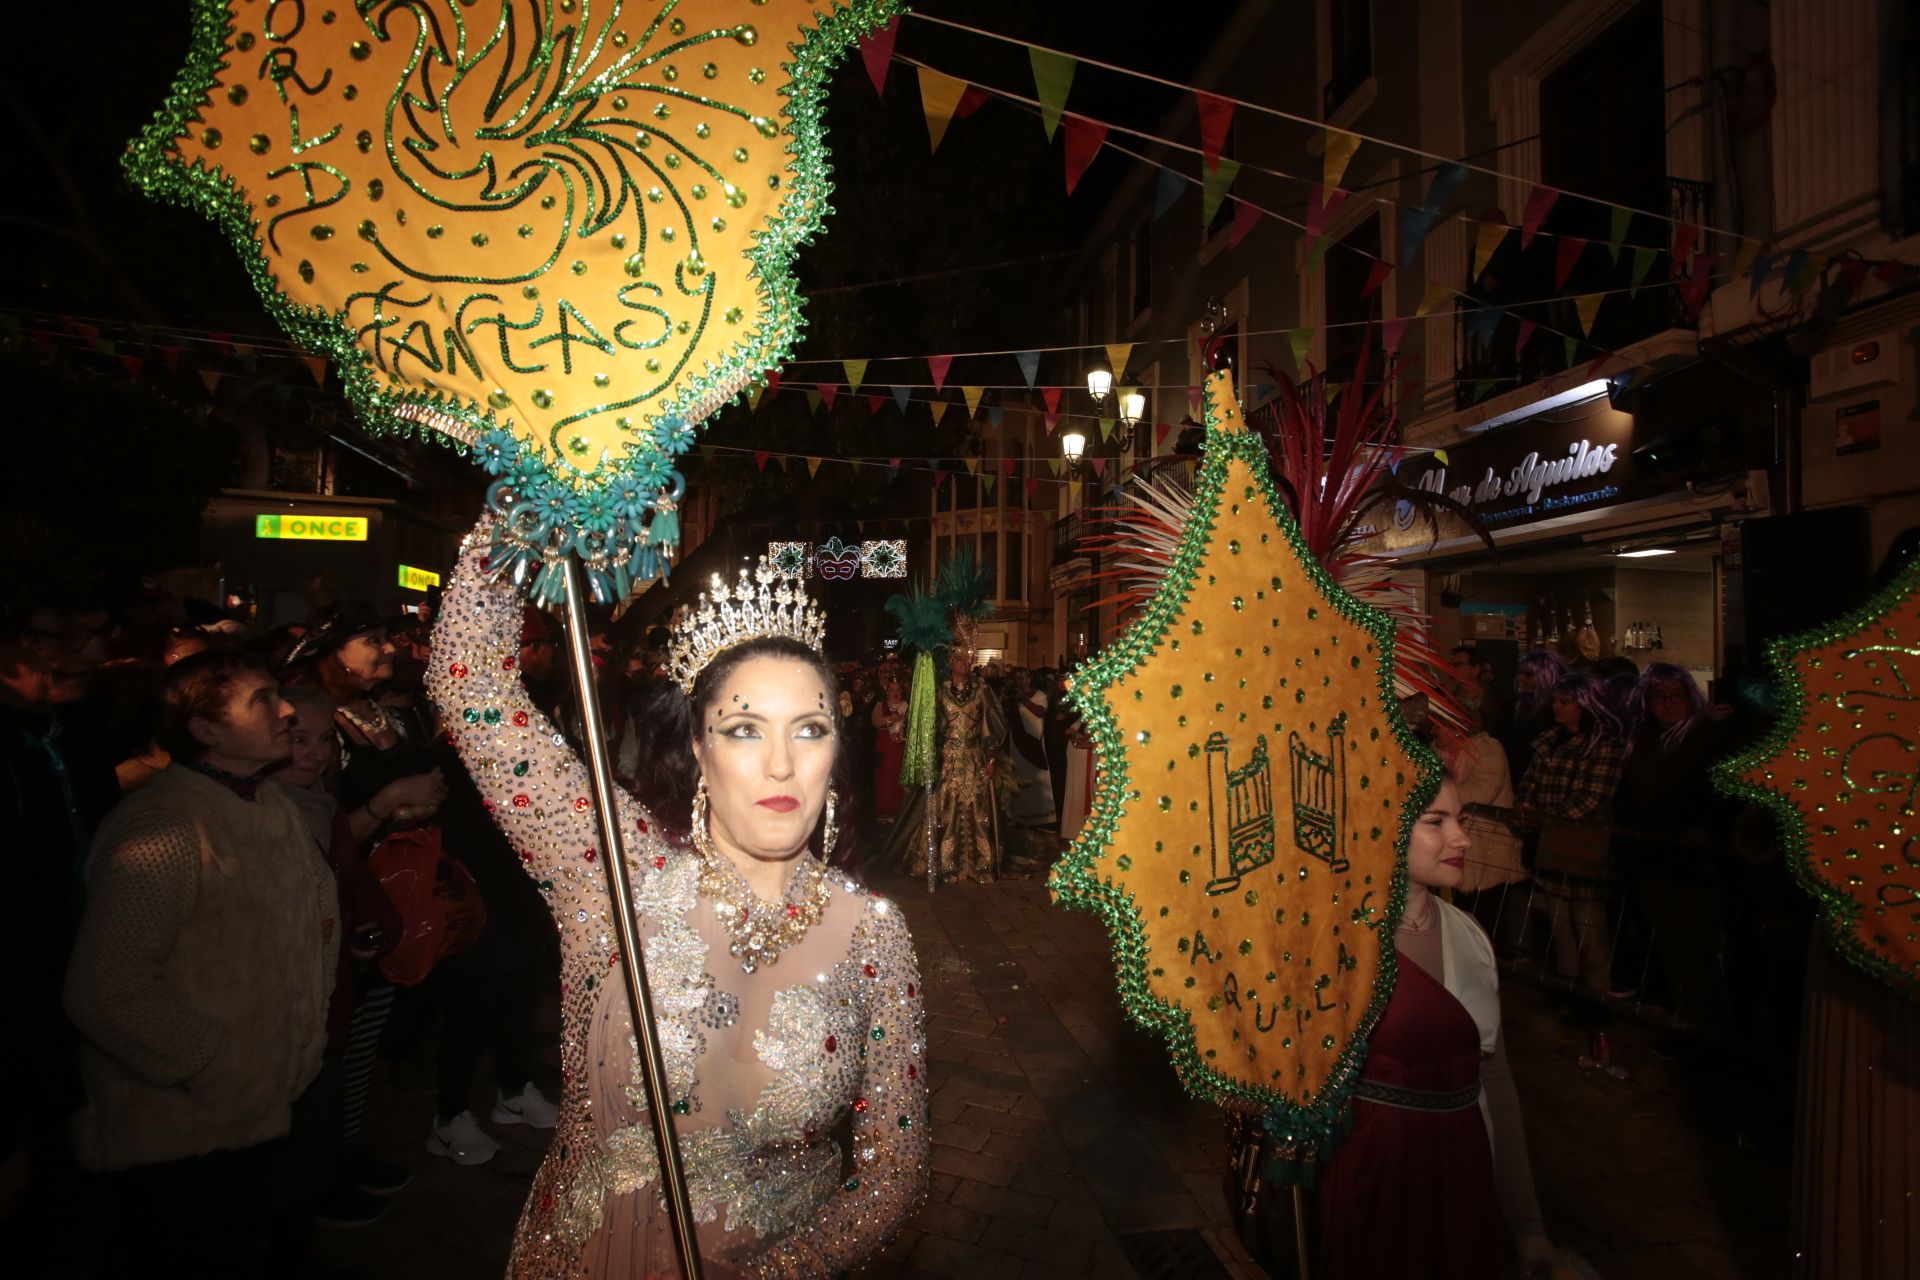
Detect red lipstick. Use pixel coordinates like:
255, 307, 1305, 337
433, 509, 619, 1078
756, 795, 800, 812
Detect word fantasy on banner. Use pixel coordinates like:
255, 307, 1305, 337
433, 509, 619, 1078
768, 537, 907, 579
255, 513, 368, 542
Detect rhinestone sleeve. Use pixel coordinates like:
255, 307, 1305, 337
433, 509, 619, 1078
743, 898, 930, 1278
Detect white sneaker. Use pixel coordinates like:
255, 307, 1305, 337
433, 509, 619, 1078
426, 1111, 501, 1166
492, 1082, 559, 1130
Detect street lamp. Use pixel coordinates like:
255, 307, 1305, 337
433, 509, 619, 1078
1118, 387, 1146, 429
1085, 364, 1112, 408
1060, 429, 1087, 467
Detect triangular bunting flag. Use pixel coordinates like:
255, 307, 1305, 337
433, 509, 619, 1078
199, 369, 223, 394
928, 355, 953, 392
119, 355, 144, 380
158, 345, 182, 371
1154, 167, 1184, 220
868, 394, 886, 414
1472, 220, 1508, 280
1040, 385, 1063, 429
1414, 281, 1450, 317
302, 356, 328, 386
1229, 199, 1261, 249
1514, 319, 1537, 354
1098, 417, 1116, 442
860, 16, 897, 98
1361, 260, 1393, 299
1564, 336, 1580, 367
1400, 206, 1441, 268
1787, 251, 1823, 301
1607, 206, 1631, 262
1188, 386, 1203, 415
1629, 247, 1657, 293
1201, 158, 1241, 227
956, 85, 990, 118
843, 359, 868, 392
1732, 237, 1762, 280
1288, 328, 1314, 369
1669, 223, 1700, 278
1423, 162, 1468, 213
964, 457, 980, 475
892, 385, 912, 414
963, 386, 985, 418
1197, 92, 1234, 171
754, 451, 770, 471
1029, 48, 1076, 141
806, 456, 823, 478
1001, 455, 1016, 476
1381, 315, 1411, 358
1520, 185, 1559, 249
1016, 351, 1041, 388
1068, 481, 1083, 507
817, 382, 838, 410
982, 474, 997, 496
1466, 305, 1502, 346
1304, 234, 1329, 276
804, 388, 824, 414
1105, 343, 1133, 382
1154, 422, 1173, 446
1323, 128, 1362, 190
1090, 458, 1107, 479
919, 68, 967, 153
1304, 184, 1348, 241
1025, 477, 1039, 502
1679, 252, 1718, 318
986, 403, 1005, 429
1575, 293, 1604, 336
1062, 116, 1107, 195
1048, 458, 1062, 476
1554, 236, 1586, 290
1747, 252, 1776, 300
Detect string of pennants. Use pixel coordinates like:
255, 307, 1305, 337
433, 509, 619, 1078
858, 19, 1920, 353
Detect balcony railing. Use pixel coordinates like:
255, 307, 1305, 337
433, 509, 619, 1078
1453, 178, 1712, 411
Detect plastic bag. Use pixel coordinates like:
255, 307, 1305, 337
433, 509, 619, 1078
369, 827, 488, 986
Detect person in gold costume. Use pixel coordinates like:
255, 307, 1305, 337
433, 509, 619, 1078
912, 647, 1002, 884
428, 528, 927, 1278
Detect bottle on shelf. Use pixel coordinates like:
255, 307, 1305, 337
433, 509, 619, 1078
1651, 624, 1664, 650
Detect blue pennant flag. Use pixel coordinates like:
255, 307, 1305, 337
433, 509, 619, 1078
1746, 252, 1775, 301
892, 385, 912, 414
986, 402, 1006, 429
1400, 206, 1441, 269
1423, 161, 1467, 214
1016, 350, 1041, 389
1466, 305, 1503, 347
1153, 167, 1183, 220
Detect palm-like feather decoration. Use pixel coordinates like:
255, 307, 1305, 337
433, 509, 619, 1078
885, 580, 950, 789
1085, 342, 1486, 732
126, 0, 900, 602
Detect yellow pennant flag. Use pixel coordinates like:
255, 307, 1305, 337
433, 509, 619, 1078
302, 355, 328, 386
1068, 481, 1083, 507
1731, 236, 1762, 279
749, 383, 766, 411
1322, 128, 1361, 190
964, 457, 981, 474
963, 386, 985, 418
1414, 281, 1450, 317
1575, 293, 1605, 336
1472, 220, 1509, 280
843, 359, 868, 392
919, 68, 967, 153
805, 456, 823, 478
1104, 342, 1134, 380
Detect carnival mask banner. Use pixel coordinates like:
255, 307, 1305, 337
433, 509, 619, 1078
1051, 369, 1436, 1169
127, 0, 900, 599
1718, 557, 1920, 998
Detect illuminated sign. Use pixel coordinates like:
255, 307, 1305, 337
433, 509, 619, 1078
255, 513, 368, 542
397, 564, 441, 593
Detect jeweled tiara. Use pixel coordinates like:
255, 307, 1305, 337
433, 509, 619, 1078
665, 557, 827, 693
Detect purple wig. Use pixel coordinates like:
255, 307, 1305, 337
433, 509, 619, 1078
1549, 671, 1624, 750
1514, 649, 1569, 721
1625, 662, 1709, 757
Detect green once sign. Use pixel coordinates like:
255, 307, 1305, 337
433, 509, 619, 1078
255, 513, 369, 542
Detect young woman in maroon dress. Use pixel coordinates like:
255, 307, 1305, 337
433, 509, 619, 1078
1315, 778, 1559, 1279
870, 674, 907, 820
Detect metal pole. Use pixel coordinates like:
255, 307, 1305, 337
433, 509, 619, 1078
560, 560, 703, 1280
1290, 1186, 1312, 1279
925, 777, 936, 895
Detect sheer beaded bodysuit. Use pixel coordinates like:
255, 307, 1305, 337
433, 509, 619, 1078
428, 536, 929, 1278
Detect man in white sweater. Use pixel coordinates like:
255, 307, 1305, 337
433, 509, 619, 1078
64, 650, 338, 1271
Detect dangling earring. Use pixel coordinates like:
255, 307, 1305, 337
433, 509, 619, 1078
690, 774, 714, 859
819, 787, 839, 854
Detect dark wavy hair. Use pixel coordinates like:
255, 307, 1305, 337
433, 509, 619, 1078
1548, 671, 1623, 751
626, 635, 852, 859
155, 649, 272, 761
1624, 662, 1709, 756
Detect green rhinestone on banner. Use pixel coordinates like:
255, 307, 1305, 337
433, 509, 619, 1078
482, 708, 503, 725
870, 1025, 885, 1042
462, 708, 480, 724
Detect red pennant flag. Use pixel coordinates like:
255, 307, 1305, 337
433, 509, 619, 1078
1554, 236, 1586, 290
1228, 198, 1261, 249
764, 370, 782, 397
1040, 386, 1062, 430
928, 355, 952, 391
1001, 455, 1016, 476
1679, 253, 1719, 319
817, 382, 838, 410
754, 451, 770, 471
65, 319, 100, 342
1090, 458, 1107, 478
1514, 319, 1536, 355
207, 330, 233, 354
859, 16, 897, 97
158, 345, 183, 371
956, 85, 990, 117
1381, 316, 1411, 358
868, 394, 886, 414
1062, 116, 1107, 195
1669, 223, 1700, 277
1025, 477, 1040, 502
1155, 422, 1173, 446
1360, 261, 1393, 300
1196, 92, 1234, 171
1520, 185, 1560, 249
931, 467, 945, 489
889, 456, 901, 468
118, 354, 144, 380
1187, 386, 1202, 415
1304, 184, 1348, 241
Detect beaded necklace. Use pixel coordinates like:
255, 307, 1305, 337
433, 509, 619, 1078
689, 823, 833, 974
336, 698, 397, 742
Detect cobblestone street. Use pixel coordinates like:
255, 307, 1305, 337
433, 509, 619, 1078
315, 866, 1793, 1280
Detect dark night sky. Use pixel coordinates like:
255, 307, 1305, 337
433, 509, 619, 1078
0, 1, 1218, 365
